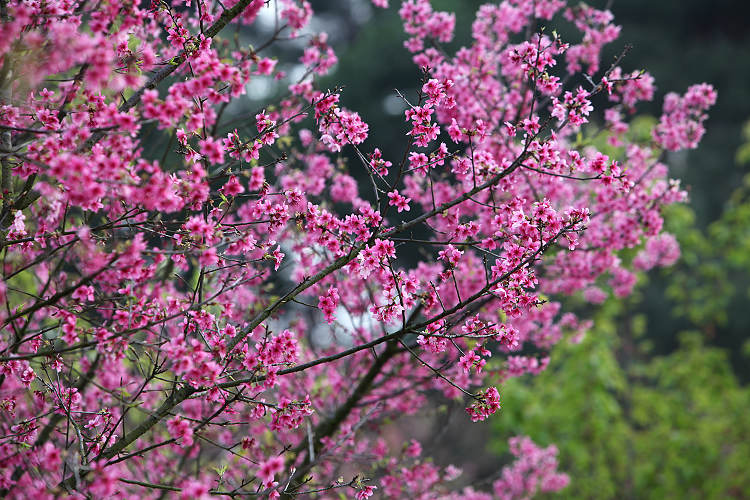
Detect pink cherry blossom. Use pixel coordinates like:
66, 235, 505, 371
0, 0, 715, 498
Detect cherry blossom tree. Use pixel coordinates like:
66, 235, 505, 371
0, 0, 714, 498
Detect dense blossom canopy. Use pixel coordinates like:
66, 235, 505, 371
0, 0, 714, 498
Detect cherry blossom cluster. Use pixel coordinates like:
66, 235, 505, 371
0, 0, 714, 498
492, 436, 570, 500
653, 83, 717, 151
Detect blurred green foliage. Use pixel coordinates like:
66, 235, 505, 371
493, 295, 750, 499
664, 120, 750, 356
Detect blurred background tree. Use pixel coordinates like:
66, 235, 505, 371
665, 119, 750, 353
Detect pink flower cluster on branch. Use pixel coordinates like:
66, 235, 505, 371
0, 0, 713, 498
